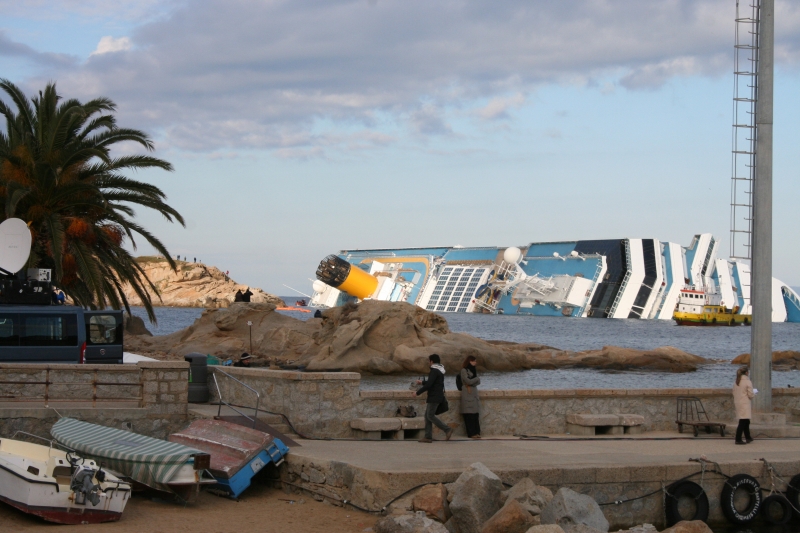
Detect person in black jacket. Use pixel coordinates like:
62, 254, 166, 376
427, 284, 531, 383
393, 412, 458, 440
415, 354, 454, 443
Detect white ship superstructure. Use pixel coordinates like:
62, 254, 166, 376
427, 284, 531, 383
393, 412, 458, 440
309, 233, 800, 323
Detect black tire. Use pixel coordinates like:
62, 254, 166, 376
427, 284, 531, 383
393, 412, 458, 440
787, 474, 800, 520
761, 494, 793, 525
712, 318, 717, 324
730, 319, 735, 326
665, 481, 709, 527
721, 474, 762, 524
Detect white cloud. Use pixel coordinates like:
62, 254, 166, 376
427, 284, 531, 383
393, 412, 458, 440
90, 36, 132, 56
478, 94, 526, 120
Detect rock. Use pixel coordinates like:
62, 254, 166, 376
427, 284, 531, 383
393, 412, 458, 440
375, 511, 450, 533
445, 463, 504, 503
540, 488, 609, 533
413, 484, 451, 523
615, 525, 657, 533
120, 257, 284, 308
123, 299, 711, 373
124, 314, 152, 336
448, 463, 505, 533
525, 526, 566, 533
659, 521, 712, 533
481, 499, 535, 533
561, 525, 604, 533
502, 477, 553, 514
733, 350, 800, 371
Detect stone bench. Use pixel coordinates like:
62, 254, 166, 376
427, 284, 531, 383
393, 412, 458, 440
566, 413, 645, 436
350, 417, 426, 440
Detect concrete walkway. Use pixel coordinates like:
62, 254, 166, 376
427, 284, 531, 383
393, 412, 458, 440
288, 432, 800, 474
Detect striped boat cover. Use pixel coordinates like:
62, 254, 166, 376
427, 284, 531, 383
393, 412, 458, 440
51, 418, 201, 492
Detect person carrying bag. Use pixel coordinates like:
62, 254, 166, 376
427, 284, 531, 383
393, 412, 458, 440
415, 354, 454, 443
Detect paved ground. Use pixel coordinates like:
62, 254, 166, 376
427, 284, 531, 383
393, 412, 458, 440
288, 432, 800, 474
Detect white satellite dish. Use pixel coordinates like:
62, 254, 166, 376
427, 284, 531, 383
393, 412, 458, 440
312, 280, 329, 293
0, 218, 32, 274
503, 247, 523, 265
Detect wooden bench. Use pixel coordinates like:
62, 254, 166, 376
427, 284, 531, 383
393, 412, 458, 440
566, 413, 645, 436
350, 417, 426, 440
676, 397, 726, 437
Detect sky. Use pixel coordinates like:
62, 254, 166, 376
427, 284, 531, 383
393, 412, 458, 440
1, 0, 800, 295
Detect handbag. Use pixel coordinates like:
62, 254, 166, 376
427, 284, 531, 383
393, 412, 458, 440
435, 397, 449, 415
396, 405, 417, 418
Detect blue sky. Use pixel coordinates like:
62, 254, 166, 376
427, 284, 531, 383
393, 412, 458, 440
2, 0, 800, 294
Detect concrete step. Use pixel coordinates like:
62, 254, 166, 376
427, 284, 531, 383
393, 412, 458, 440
729, 420, 800, 438
752, 412, 787, 425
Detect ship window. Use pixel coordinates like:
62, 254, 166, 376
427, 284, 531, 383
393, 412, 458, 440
0, 314, 18, 346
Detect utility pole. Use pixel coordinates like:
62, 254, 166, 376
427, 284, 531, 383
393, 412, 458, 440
750, 0, 774, 412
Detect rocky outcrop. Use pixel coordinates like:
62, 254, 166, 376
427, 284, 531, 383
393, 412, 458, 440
447, 463, 505, 533
120, 257, 284, 308
124, 300, 711, 374
375, 512, 450, 533
659, 522, 712, 533
413, 484, 451, 523
732, 351, 800, 371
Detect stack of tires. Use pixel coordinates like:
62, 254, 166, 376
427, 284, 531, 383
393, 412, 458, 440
665, 473, 800, 527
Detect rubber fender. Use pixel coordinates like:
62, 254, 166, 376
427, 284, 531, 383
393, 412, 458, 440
786, 474, 800, 520
760, 494, 793, 525
665, 481, 709, 527
721, 474, 762, 524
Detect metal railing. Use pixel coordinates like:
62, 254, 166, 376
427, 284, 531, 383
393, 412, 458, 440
212, 368, 261, 429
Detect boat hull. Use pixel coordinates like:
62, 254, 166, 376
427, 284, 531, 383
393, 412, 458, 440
0, 493, 123, 525
673, 313, 750, 326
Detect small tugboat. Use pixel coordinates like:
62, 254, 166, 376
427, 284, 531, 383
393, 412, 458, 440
673, 287, 750, 326
0, 435, 131, 524
50, 418, 216, 503
169, 419, 289, 499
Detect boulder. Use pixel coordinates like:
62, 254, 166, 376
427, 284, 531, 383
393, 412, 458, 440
560, 525, 604, 533
446, 463, 504, 503
375, 511, 450, 533
448, 463, 505, 533
124, 314, 152, 336
481, 499, 535, 533
525, 526, 566, 533
413, 484, 451, 523
502, 477, 553, 515
616, 525, 657, 533
659, 521, 712, 533
540, 488, 609, 533
733, 350, 800, 371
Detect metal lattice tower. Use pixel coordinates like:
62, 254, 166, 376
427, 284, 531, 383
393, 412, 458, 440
730, 0, 760, 259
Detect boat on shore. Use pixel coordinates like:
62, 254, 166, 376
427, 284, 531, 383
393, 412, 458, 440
50, 418, 215, 503
169, 419, 289, 499
0, 435, 131, 524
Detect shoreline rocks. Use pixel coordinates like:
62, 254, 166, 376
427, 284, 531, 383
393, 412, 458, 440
119, 256, 284, 308
732, 351, 800, 371
124, 300, 713, 375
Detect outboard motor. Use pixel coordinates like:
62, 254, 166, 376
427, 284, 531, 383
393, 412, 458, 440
69, 460, 101, 506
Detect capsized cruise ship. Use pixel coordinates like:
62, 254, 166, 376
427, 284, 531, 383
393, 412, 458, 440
309, 233, 800, 322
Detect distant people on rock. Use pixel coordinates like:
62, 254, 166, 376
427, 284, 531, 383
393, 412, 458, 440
242, 288, 253, 302
459, 355, 481, 439
193, 257, 196, 262
415, 354, 453, 443
234, 289, 244, 302
733, 366, 755, 445
233, 353, 252, 367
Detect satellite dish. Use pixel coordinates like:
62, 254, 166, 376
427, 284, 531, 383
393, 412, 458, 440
0, 218, 32, 274
503, 247, 523, 265
312, 280, 329, 293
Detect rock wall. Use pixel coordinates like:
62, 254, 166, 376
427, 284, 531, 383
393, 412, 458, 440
120, 257, 284, 308
208, 367, 800, 439
0, 361, 192, 439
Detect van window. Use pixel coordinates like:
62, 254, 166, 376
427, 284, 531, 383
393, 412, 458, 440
20, 314, 78, 346
0, 314, 17, 346
88, 315, 118, 344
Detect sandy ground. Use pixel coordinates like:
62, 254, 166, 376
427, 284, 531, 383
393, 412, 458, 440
0, 483, 378, 533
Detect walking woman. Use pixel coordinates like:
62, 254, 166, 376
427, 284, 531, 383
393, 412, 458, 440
733, 366, 755, 445
460, 356, 481, 439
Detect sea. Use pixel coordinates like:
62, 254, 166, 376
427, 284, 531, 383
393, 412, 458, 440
128, 301, 800, 392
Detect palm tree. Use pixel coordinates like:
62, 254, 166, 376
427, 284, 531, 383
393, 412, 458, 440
0, 79, 184, 322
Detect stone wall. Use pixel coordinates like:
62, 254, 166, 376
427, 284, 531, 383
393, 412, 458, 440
210, 367, 800, 438
0, 361, 190, 439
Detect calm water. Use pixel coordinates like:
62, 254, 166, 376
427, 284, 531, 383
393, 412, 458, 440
129, 304, 800, 391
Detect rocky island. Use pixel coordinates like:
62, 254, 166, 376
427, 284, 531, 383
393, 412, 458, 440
125, 300, 711, 374
120, 257, 284, 308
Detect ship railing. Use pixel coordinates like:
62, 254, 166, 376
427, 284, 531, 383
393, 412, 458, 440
212, 369, 261, 429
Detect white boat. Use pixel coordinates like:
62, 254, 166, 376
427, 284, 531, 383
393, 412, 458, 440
0, 435, 131, 524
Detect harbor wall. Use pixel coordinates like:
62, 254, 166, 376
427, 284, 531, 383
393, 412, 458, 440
209, 367, 800, 438
0, 361, 191, 439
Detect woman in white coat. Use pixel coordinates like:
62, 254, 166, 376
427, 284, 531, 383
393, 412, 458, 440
733, 366, 755, 445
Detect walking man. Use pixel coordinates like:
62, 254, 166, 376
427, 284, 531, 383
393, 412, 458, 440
415, 354, 453, 443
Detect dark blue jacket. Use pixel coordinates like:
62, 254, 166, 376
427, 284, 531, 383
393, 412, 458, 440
416, 366, 445, 404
